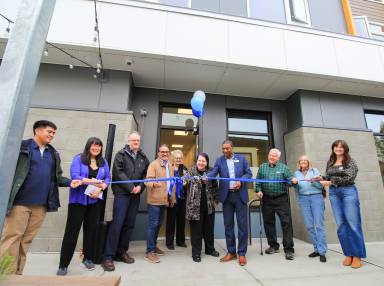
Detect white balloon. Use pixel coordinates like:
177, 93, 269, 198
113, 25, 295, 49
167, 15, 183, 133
193, 90, 206, 102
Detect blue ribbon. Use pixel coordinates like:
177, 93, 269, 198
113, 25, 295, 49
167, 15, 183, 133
106, 176, 294, 186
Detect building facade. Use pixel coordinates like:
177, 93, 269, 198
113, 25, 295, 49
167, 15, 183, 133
1, 0, 384, 251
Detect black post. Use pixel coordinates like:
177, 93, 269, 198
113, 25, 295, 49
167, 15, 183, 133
93, 124, 116, 264
100, 124, 116, 221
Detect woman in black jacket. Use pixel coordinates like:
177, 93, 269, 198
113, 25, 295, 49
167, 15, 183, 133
186, 153, 219, 262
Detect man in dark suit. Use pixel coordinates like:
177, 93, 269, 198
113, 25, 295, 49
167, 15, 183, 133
207, 140, 252, 266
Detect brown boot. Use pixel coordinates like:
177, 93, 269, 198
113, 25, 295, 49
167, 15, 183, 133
145, 252, 160, 263
220, 253, 237, 262
343, 256, 353, 266
351, 257, 362, 269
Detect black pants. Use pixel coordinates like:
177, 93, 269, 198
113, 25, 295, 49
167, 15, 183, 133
189, 199, 215, 258
59, 202, 101, 268
104, 194, 140, 260
166, 199, 186, 247
261, 193, 294, 253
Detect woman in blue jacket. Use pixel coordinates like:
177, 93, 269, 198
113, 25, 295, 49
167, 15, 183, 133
294, 155, 327, 263
57, 137, 110, 275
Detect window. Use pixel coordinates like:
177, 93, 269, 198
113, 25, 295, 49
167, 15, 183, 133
227, 111, 273, 202
139, 0, 189, 8
161, 106, 198, 128
284, 0, 311, 25
353, 16, 371, 38
369, 22, 384, 41
191, 0, 248, 17
365, 112, 384, 184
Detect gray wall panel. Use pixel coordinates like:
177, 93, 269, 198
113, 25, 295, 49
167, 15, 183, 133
286, 90, 371, 132
361, 97, 384, 112
300, 90, 323, 127
226, 96, 273, 111
32, 64, 132, 112
131, 88, 160, 161
319, 93, 366, 129
202, 93, 227, 163
271, 101, 288, 162
286, 91, 302, 131
307, 0, 347, 34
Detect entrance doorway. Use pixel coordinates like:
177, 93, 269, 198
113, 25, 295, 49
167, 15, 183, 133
159, 106, 198, 169
157, 105, 198, 239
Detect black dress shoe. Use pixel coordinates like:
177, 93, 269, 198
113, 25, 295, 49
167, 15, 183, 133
320, 255, 327, 263
176, 243, 187, 248
166, 245, 175, 250
205, 250, 220, 257
192, 256, 201, 263
308, 252, 320, 258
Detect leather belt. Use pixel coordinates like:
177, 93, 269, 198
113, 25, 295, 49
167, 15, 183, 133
229, 189, 239, 193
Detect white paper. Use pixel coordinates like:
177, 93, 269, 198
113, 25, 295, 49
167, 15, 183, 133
84, 185, 103, 199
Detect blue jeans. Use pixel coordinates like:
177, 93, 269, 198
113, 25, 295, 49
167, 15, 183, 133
329, 185, 366, 258
147, 204, 165, 253
297, 193, 327, 255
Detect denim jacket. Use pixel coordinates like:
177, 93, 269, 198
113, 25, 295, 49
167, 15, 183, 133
294, 168, 323, 195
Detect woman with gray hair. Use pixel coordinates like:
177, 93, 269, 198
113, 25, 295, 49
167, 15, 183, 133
166, 150, 188, 249
294, 155, 327, 263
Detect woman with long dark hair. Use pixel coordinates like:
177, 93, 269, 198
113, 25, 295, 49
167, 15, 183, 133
320, 140, 366, 268
57, 137, 110, 275
186, 153, 219, 262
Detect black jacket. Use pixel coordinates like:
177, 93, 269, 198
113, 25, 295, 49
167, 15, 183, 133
8, 139, 71, 214
111, 145, 150, 195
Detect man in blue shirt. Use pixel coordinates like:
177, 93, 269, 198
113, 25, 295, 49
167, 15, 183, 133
207, 140, 252, 266
0, 120, 81, 274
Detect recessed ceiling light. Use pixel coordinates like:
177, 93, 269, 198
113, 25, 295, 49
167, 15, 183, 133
172, 144, 183, 148
177, 108, 192, 115
174, 131, 187, 136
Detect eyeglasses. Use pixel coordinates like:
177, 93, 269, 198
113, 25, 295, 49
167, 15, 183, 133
129, 139, 140, 142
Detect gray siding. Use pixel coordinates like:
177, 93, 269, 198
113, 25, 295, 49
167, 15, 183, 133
286, 90, 370, 132
350, 0, 384, 23
32, 64, 132, 112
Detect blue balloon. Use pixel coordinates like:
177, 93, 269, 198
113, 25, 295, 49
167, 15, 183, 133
192, 108, 204, 118
191, 96, 204, 111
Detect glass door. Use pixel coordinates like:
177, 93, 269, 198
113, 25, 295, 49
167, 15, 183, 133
158, 105, 198, 238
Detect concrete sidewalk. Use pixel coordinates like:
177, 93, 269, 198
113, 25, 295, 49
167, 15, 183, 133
22, 239, 384, 286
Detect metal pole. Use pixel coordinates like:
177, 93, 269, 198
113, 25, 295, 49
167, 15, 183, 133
0, 0, 56, 233
100, 124, 116, 221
